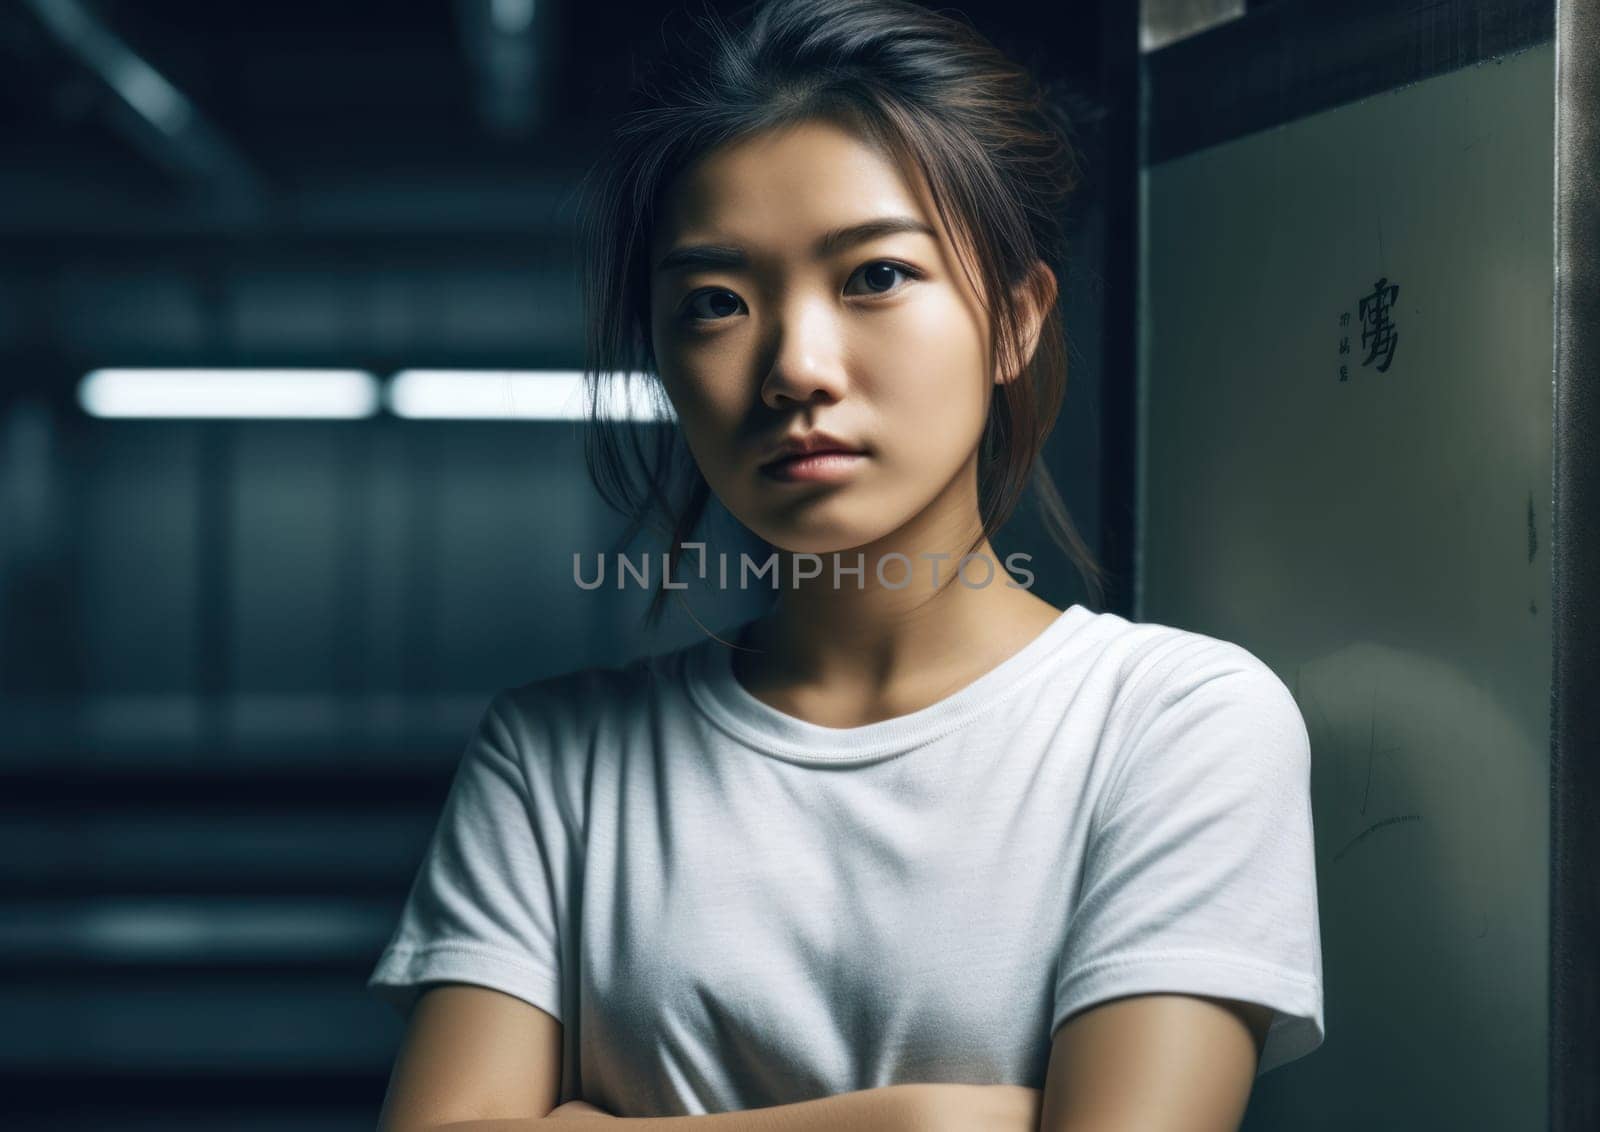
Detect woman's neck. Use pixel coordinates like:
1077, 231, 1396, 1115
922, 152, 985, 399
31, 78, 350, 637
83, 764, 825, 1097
731, 556, 1064, 729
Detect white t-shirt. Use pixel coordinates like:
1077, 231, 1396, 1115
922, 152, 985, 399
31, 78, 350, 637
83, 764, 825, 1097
367, 604, 1325, 1116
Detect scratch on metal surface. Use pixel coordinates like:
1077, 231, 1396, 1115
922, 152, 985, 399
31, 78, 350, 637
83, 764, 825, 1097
1331, 813, 1423, 865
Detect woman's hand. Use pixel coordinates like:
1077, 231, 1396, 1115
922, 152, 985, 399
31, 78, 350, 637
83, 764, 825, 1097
897, 1083, 1043, 1132
546, 1098, 615, 1119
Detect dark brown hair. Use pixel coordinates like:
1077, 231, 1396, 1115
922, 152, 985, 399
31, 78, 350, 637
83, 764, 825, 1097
576, 0, 1108, 628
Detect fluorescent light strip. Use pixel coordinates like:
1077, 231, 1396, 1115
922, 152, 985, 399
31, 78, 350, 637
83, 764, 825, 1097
386, 370, 675, 421
79, 369, 380, 419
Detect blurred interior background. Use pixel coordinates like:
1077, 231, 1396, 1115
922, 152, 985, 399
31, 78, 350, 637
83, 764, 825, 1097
0, 1, 1134, 1127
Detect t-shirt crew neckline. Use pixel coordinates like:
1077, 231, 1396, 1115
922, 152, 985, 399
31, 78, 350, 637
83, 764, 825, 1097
685, 603, 1092, 765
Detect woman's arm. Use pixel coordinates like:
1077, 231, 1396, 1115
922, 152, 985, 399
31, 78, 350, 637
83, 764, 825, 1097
379, 986, 1041, 1132
378, 986, 563, 1131
1039, 994, 1272, 1131
423, 1082, 1042, 1131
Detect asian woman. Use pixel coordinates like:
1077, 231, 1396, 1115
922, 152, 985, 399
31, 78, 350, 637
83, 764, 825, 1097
367, 2, 1324, 1129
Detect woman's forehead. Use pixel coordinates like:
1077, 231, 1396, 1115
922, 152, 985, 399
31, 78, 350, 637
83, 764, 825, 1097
652, 121, 941, 253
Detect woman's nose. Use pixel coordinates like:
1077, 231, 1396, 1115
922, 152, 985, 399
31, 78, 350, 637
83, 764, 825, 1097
759, 302, 850, 410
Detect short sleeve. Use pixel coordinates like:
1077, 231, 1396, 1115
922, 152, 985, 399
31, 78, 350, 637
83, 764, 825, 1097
1053, 646, 1325, 1077
366, 688, 568, 1023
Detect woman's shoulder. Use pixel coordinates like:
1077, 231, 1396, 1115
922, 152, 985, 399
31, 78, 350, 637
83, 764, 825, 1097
1077, 613, 1309, 806
491, 634, 710, 736
1073, 608, 1291, 718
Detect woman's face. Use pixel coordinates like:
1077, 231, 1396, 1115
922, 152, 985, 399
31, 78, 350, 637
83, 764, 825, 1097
648, 118, 1019, 557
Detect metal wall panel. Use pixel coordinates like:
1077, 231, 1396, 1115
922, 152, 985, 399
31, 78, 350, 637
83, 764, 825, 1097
1140, 41, 1554, 1131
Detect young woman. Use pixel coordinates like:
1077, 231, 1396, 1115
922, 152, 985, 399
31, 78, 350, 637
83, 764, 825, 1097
367, 1, 1325, 1129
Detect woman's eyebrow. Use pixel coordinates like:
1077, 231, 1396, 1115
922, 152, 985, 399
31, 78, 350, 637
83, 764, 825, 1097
653, 216, 937, 275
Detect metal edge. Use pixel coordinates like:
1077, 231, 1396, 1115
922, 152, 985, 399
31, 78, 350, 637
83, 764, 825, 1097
1145, 0, 1555, 166
1551, 0, 1600, 1126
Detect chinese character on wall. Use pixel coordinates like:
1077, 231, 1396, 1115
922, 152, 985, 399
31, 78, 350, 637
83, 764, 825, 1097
1337, 278, 1400, 381
1359, 276, 1400, 372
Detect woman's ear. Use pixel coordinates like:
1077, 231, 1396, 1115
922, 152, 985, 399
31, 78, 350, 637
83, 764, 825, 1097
996, 261, 1059, 385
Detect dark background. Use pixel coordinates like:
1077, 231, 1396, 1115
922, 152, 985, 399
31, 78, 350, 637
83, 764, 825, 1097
0, 1, 1129, 1126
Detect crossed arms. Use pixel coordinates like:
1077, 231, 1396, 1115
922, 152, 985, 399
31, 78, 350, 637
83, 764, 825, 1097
376, 985, 1273, 1132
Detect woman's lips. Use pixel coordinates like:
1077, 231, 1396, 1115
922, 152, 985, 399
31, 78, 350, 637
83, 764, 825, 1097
759, 450, 868, 483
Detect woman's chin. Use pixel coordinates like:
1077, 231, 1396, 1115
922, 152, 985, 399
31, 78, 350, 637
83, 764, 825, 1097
741, 522, 882, 557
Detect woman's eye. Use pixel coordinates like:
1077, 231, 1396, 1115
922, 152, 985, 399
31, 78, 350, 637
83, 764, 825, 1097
846, 260, 919, 296
679, 261, 920, 324
682, 289, 746, 323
